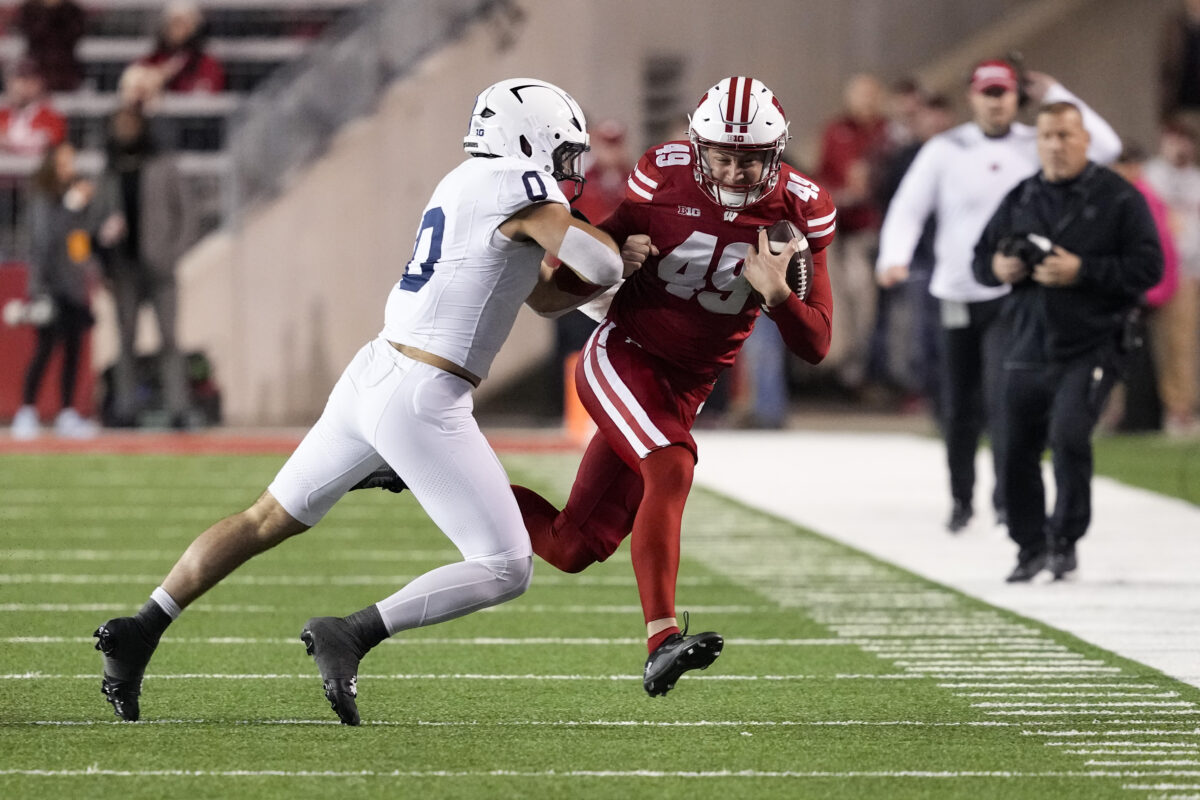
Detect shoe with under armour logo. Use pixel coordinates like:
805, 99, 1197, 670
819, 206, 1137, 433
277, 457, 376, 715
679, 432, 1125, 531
93, 617, 160, 721
301, 616, 372, 725
643, 615, 723, 697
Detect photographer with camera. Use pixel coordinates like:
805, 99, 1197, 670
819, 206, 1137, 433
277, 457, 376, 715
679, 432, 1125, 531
877, 59, 1120, 534
973, 102, 1163, 583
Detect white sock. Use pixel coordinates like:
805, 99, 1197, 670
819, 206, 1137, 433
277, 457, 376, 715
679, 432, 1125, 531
150, 586, 182, 620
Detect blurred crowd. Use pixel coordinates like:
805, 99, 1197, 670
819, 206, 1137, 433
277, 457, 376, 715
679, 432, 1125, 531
780, 59, 1199, 439
2, 1, 224, 438
4, 0, 1200, 442
570, 53, 1199, 441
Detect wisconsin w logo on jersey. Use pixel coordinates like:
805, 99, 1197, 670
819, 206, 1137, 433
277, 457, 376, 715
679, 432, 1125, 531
723, 211, 739, 222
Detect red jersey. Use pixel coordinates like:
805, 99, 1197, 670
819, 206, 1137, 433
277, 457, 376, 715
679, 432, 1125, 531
816, 114, 889, 233
598, 140, 837, 381
137, 50, 226, 93
0, 102, 66, 156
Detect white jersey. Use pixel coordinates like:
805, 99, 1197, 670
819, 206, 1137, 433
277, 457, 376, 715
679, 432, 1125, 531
381, 155, 569, 379
876, 83, 1121, 303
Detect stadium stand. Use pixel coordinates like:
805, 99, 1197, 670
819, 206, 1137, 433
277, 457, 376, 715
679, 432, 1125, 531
0, 0, 369, 258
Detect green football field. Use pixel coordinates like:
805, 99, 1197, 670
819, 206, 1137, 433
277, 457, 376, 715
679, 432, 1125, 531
2, 450, 1199, 799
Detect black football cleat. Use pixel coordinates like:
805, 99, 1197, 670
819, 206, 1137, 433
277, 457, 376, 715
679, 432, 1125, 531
1049, 540, 1077, 580
301, 617, 371, 726
93, 617, 160, 722
946, 500, 973, 533
349, 466, 406, 494
1006, 548, 1048, 583
643, 621, 723, 697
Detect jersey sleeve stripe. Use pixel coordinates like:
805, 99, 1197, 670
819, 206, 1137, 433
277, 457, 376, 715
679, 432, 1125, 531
809, 223, 837, 239
633, 165, 659, 189
627, 177, 654, 201
808, 210, 837, 227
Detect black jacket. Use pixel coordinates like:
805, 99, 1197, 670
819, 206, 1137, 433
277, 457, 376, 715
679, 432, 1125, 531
972, 163, 1163, 364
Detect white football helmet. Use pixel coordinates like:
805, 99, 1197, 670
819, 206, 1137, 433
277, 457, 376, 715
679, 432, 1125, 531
463, 78, 590, 199
688, 76, 790, 209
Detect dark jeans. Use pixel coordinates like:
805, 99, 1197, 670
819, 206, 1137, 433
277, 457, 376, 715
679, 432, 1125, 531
1000, 348, 1122, 551
939, 297, 1008, 513
109, 263, 188, 420
21, 299, 93, 409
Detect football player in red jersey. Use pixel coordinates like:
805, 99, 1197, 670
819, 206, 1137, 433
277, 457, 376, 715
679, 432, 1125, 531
517, 76, 838, 695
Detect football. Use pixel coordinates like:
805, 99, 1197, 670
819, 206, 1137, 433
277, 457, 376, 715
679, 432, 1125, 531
765, 219, 814, 301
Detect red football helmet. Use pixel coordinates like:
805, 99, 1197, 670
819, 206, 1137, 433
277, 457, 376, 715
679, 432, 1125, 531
688, 76, 790, 209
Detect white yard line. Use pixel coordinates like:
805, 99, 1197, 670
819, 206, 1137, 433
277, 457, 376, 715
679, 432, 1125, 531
2, 635, 854, 646
693, 431, 1200, 689
8, 718, 1028, 727
0, 672, 917, 682
2, 768, 1200, 779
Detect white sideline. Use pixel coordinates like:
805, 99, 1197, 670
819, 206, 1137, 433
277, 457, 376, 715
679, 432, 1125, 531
693, 431, 1200, 689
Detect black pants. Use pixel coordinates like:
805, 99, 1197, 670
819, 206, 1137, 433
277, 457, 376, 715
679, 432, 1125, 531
21, 300, 93, 409
939, 297, 1008, 513
109, 263, 188, 421
1000, 348, 1121, 552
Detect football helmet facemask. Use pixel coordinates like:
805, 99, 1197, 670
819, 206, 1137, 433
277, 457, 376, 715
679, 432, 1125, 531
463, 78, 590, 199
688, 76, 790, 209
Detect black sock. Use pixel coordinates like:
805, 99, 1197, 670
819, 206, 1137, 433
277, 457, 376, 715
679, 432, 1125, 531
343, 604, 388, 651
133, 598, 173, 642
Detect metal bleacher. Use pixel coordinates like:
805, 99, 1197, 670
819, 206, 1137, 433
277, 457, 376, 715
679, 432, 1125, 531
0, 0, 368, 258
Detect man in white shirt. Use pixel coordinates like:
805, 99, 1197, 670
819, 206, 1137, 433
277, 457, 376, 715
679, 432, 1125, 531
876, 60, 1120, 532
91, 78, 624, 726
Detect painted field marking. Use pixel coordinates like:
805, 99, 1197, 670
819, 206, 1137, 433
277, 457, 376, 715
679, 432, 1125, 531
0, 561, 715, 588
665, 484, 1200, 791
1069, 750, 1200, 756
975, 702, 1195, 708
873, 651, 1073, 659
959, 692, 1180, 698
989, 710, 1200, 717
0, 672, 923, 682
2, 768, 1200, 779
947, 683, 1165, 689
11, 719, 1032, 734
1055, 743, 1200, 748
1087, 760, 1200, 766
0, 635, 858, 647
0, 603, 278, 613
896, 659, 1101, 666
1030, 730, 1200, 737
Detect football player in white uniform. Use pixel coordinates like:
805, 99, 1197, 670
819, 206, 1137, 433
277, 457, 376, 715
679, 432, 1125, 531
92, 78, 623, 725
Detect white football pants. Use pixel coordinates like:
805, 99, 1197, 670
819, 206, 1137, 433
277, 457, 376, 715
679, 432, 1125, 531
269, 337, 532, 634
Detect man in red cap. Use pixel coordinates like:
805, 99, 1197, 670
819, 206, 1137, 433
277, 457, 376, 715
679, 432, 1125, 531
876, 58, 1120, 540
